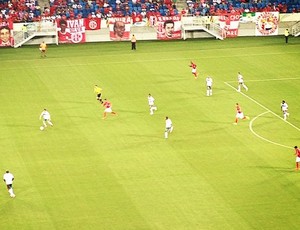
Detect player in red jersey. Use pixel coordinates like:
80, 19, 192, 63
234, 103, 249, 125
294, 146, 300, 170
189, 61, 198, 79
102, 99, 117, 119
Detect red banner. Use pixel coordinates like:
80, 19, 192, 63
255, 12, 279, 36
57, 18, 86, 44
156, 16, 181, 40
85, 18, 101, 30
219, 13, 240, 38
0, 21, 14, 47
109, 17, 131, 41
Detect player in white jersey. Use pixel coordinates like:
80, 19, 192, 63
164, 116, 174, 139
206, 76, 213, 96
39, 109, 54, 128
148, 94, 157, 115
237, 72, 248, 92
281, 100, 289, 121
3, 170, 15, 198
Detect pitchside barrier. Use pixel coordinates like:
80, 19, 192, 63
5, 13, 300, 48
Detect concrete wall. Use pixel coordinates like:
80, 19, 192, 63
18, 13, 300, 46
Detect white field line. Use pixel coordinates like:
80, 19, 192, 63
226, 77, 300, 83
249, 111, 293, 149
225, 81, 300, 133
225, 82, 299, 149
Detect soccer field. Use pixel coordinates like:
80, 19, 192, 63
0, 36, 300, 230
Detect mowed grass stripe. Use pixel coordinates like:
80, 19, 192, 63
0, 37, 299, 229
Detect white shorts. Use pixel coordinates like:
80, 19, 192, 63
236, 112, 244, 119
296, 157, 300, 163
165, 126, 172, 132
104, 108, 112, 113
192, 69, 197, 74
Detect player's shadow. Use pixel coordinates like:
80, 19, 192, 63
59, 100, 94, 105
154, 77, 188, 84
250, 165, 295, 173
117, 109, 145, 114
3, 123, 37, 128
125, 133, 163, 140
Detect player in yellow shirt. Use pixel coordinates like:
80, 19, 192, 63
39, 41, 47, 58
94, 85, 103, 102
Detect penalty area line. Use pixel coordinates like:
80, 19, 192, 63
224, 81, 300, 132
225, 77, 300, 83
249, 111, 293, 149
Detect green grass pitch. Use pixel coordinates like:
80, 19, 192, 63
0, 36, 300, 230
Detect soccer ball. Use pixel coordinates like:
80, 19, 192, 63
40, 126, 45, 131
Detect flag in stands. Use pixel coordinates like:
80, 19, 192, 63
0, 20, 14, 47
255, 12, 279, 36
85, 18, 101, 30
109, 17, 131, 41
219, 13, 240, 38
156, 16, 181, 40
57, 18, 86, 44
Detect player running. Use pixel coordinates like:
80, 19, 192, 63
39, 109, 54, 128
3, 170, 15, 198
164, 116, 174, 139
281, 100, 289, 121
102, 99, 117, 119
234, 103, 249, 125
148, 94, 158, 115
206, 76, 213, 96
237, 72, 248, 92
189, 61, 198, 79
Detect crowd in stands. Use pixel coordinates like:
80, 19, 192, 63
0, 0, 42, 22
0, 0, 299, 23
186, 0, 300, 16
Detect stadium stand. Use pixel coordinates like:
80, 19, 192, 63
186, 0, 300, 16
0, 0, 299, 22
0, 0, 43, 22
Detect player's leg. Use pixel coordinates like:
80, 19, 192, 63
207, 86, 211, 96
194, 72, 198, 79
283, 111, 287, 120
43, 120, 47, 127
234, 114, 239, 124
149, 105, 153, 115
7, 184, 15, 197
164, 128, 169, 138
170, 126, 174, 133
47, 120, 53, 126
164, 131, 168, 138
